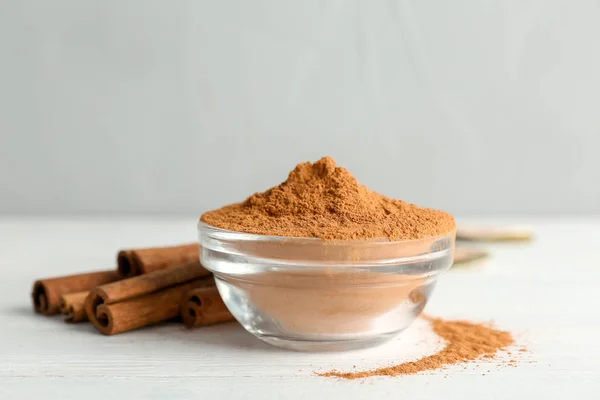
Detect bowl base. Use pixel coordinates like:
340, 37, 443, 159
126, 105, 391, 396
254, 331, 401, 352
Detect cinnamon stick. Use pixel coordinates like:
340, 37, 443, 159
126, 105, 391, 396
32, 270, 121, 315
117, 243, 199, 277
95, 279, 213, 335
456, 226, 534, 242
453, 246, 489, 267
85, 261, 212, 335
181, 286, 235, 328
59, 291, 89, 323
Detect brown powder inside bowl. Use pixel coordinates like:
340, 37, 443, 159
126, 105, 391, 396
318, 316, 515, 379
201, 157, 455, 240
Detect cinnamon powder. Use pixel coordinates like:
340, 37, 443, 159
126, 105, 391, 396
319, 316, 515, 379
200, 157, 456, 340
201, 157, 455, 240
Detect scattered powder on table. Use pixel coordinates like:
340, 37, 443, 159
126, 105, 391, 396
318, 316, 515, 379
201, 157, 455, 240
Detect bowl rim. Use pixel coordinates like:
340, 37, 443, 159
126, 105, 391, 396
197, 220, 456, 245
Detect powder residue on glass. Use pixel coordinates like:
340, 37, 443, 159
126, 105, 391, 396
201, 157, 455, 240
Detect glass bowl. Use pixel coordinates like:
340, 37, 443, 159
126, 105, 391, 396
198, 221, 455, 352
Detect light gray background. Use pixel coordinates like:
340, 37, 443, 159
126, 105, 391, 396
2, 0, 599, 216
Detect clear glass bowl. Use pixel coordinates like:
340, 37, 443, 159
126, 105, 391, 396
198, 221, 455, 351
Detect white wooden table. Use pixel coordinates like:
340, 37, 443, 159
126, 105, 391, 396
1, 217, 598, 399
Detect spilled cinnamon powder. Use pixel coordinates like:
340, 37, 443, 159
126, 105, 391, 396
201, 157, 455, 240
318, 316, 515, 379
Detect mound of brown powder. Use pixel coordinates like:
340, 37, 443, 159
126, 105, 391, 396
318, 315, 515, 379
201, 157, 455, 240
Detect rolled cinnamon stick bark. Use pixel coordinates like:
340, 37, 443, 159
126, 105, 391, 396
86, 261, 212, 334
117, 243, 199, 277
453, 246, 489, 267
59, 291, 89, 323
456, 226, 534, 242
181, 285, 235, 328
94, 279, 213, 335
32, 270, 121, 315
